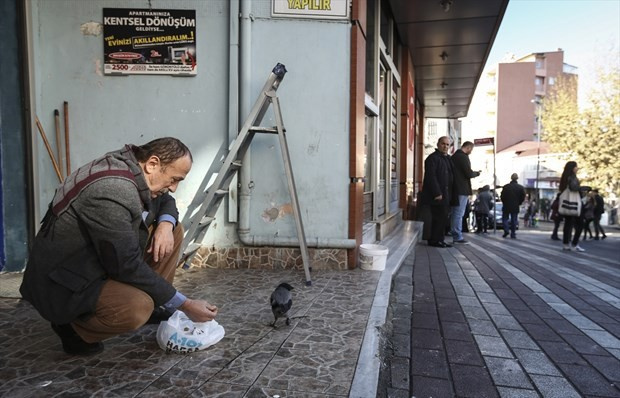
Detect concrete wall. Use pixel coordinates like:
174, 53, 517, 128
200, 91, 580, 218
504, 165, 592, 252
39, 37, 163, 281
27, 0, 350, 249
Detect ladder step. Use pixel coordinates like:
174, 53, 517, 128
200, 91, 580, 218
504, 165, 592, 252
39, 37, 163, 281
183, 243, 201, 256
249, 126, 280, 134
214, 189, 228, 196
199, 216, 214, 226
231, 160, 242, 168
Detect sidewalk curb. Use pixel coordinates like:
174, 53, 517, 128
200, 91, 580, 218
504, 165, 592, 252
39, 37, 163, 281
349, 221, 423, 398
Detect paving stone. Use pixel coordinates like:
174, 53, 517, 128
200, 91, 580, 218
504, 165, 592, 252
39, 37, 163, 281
410, 375, 454, 398
393, 303, 413, 319
562, 333, 610, 356
501, 330, 539, 350
390, 356, 409, 390
495, 289, 520, 300
474, 335, 513, 358
392, 332, 411, 358
483, 302, 512, 316
458, 295, 483, 307
490, 314, 523, 331
501, 298, 529, 311
477, 292, 502, 304
438, 307, 467, 323
412, 302, 436, 315
584, 354, 620, 382
386, 387, 409, 398
530, 375, 581, 398
520, 295, 547, 307
484, 357, 533, 389
411, 328, 443, 350
544, 318, 584, 335
462, 305, 491, 321
392, 316, 412, 335
412, 313, 440, 330
450, 364, 499, 398
512, 348, 561, 376
582, 329, 620, 350
529, 305, 564, 320
497, 386, 540, 398
441, 321, 473, 342
522, 323, 563, 342
510, 309, 543, 325
436, 297, 460, 310
445, 339, 484, 366
468, 319, 501, 337
564, 314, 604, 330
410, 348, 449, 379
609, 348, 620, 361
557, 363, 620, 397
538, 340, 587, 365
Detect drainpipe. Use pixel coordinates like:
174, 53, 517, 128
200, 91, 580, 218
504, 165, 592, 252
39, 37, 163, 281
236, 1, 355, 250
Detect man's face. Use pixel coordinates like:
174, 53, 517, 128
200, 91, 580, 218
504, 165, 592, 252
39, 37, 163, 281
437, 138, 450, 155
463, 145, 474, 155
144, 154, 192, 198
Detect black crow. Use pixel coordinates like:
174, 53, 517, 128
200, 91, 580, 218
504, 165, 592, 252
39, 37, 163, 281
270, 282, 294, 327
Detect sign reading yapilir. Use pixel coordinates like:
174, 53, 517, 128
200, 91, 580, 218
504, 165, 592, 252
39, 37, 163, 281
272, 0, 350, 20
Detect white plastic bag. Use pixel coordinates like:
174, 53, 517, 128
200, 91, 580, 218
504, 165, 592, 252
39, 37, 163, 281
156, 310, 225, 354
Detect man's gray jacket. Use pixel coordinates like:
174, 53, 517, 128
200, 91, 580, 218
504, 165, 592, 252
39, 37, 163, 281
20, 145, 178, 324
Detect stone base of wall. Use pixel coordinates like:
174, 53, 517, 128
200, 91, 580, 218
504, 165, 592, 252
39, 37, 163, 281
190, 247, 349, 270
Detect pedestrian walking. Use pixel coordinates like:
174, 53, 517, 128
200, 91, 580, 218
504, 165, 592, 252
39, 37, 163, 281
592, 189, 607, 240
550, 192, 563, 240
449, 141, 480, 244
582, 192, 595, 241
500, 173, 525, 239
558, 161, 586, 252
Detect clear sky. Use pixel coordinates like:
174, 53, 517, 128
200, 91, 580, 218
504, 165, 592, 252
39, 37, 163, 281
484, 0, 620, 104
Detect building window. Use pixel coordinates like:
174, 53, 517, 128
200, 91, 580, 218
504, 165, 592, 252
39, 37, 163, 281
535, 77, 544, 86
549, 77, 555, 85
535, 57, 544, 69
365, 0, 377, 99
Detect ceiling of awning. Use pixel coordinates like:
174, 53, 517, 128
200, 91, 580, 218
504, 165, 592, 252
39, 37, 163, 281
388, 0, 510, 119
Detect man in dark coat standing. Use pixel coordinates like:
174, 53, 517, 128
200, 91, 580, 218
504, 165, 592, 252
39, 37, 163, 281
450, 141, 480, 244
500, 173, 526, 238
420, 136, 454, 248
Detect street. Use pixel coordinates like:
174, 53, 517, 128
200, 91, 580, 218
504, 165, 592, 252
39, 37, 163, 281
381, 223, 620, 398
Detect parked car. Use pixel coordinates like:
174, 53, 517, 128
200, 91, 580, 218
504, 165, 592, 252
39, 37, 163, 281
487, 202, 519, 230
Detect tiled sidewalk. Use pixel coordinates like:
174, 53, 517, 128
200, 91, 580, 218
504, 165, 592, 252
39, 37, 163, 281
0, 221, 421, 398
383, 231, 620, 397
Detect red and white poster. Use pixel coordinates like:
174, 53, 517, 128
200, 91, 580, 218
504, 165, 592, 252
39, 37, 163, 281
103, 8, 197, 76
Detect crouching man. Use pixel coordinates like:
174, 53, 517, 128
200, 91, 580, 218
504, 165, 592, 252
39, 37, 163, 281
20, 137, 217, 355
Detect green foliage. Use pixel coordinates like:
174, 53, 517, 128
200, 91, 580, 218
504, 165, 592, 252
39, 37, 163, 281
541, 69, 620, 198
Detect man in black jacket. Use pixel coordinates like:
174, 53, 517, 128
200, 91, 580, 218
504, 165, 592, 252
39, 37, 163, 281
420, 136, 454, 248
450, 141, 480, 244
500, 173, 526, 238
592, 189, 607, 240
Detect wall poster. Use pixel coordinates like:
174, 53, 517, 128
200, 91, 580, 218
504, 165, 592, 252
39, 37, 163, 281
103, 8, 196, 76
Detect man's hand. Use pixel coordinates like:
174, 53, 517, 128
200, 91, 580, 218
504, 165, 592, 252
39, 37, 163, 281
148, 221, 174, 262
179, 298, 218, 322
434, 194, 443, 201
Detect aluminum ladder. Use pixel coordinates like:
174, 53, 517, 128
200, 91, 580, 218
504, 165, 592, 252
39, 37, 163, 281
179, 63, 312, 286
